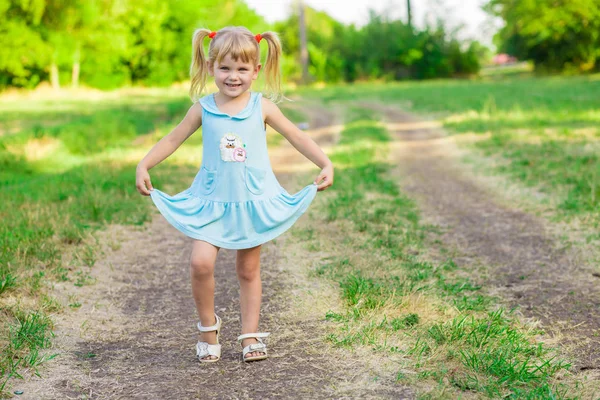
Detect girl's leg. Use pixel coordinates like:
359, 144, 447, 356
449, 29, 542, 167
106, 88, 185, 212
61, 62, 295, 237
190, 240, 220, 360
236, 245, 264, 358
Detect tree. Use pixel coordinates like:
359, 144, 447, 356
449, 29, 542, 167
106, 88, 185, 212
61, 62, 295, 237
0, 0, 51, 88
485, 0, 600, 72
275, 5, 348, 82
0, 0, 482, 90
39, 0, 101, 89
0, 0, 269, 89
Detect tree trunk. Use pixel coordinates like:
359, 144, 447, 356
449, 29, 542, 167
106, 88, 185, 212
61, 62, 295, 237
298, 0, 310, 84
50, 62, 60, 90
407, 0, 412, 29
72, 46, 80, 89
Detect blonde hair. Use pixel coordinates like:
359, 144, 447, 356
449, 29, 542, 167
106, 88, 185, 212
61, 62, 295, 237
189, 26, 283, 103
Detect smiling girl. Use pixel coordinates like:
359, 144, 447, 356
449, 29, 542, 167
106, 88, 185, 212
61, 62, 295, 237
135, 26, 333, 363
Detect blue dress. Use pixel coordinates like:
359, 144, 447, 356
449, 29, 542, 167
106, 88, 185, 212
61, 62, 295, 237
150, 92, 318, 249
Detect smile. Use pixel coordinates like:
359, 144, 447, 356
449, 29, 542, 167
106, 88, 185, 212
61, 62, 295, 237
225, 83, 242, 88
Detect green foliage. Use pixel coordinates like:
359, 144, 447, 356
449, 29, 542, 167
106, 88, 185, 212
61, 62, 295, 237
0, 2, 51, 87
0, 0, 269, 89
275, 7, 349, 82
1, 1, 484, 90
486, 0, 600, 72
276, 9, 483, 82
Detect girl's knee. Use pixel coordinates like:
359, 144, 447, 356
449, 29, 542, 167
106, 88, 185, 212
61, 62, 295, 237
190, 257, 215, 278
236, 263, 260, 282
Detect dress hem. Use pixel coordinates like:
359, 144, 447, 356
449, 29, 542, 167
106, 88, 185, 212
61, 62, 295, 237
150, 186, 316, 250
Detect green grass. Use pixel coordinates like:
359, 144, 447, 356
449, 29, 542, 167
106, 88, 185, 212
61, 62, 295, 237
297, 106, 579, 398
0, 89, 200, 396
0, 311, 56, 392
298, 75, 600, 236
476, 133, 600, 214
301, 75, 600, 124
479, 62, 534, 80
0, 88, 190, 135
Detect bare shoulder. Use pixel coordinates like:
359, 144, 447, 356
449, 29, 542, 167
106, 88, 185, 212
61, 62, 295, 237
190, 101, 204, 117
261, 96, 279, 115
172, 101, 203, 134
262, 97, 286, 124
185, 101, 203, 124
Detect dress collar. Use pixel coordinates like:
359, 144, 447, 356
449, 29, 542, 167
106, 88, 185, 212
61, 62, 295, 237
199, 92, 261, 120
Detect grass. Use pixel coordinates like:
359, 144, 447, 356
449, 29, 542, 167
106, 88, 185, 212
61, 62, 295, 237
293, 105, 582, 398
479, 62, 534, 79
0, 312, 56, 392
0, 89, 196, 395
298, 74, 600, 237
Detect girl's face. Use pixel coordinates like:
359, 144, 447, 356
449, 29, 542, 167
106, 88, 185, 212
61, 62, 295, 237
209, 54, 261, 99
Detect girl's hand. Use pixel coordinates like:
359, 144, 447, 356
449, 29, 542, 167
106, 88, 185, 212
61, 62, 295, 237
314, 163, 334, 192
136, 166, 154, 196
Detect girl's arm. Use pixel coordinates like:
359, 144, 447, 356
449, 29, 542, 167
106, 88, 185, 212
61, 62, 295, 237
136, 103, 203, 195
263, 98, 333, 191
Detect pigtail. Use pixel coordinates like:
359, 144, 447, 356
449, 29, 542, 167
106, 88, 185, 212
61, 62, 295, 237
259, 31, 283, 103
189, 28, 212, 102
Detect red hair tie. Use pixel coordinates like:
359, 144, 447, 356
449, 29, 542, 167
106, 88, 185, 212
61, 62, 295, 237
208, 31, 216, 39
255, 33, 262, 43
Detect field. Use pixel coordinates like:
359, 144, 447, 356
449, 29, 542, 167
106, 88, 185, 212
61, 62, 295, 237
1, 74, 599, 398
299, 75, 600, 232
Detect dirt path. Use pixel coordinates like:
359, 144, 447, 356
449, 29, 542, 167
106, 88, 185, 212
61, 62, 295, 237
16, 103, 414, 399
380, 106, 600, 372
20, 99, 599, 399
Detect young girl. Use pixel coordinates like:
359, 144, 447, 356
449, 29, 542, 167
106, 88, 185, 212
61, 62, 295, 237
135, 26, 333, 362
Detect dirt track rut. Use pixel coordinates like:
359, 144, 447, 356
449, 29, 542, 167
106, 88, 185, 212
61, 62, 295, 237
383, 106, 600, 371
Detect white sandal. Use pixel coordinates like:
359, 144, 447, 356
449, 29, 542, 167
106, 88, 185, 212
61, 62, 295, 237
196, 314, 222, 363
237, 332, 270, 362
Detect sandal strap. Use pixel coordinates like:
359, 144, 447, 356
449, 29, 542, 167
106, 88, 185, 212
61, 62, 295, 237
246, 343, 266, 352
242, 342, 267, 357
237, 332, 270, 342
197, 314, 221, 333
196, 342, 221, 359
